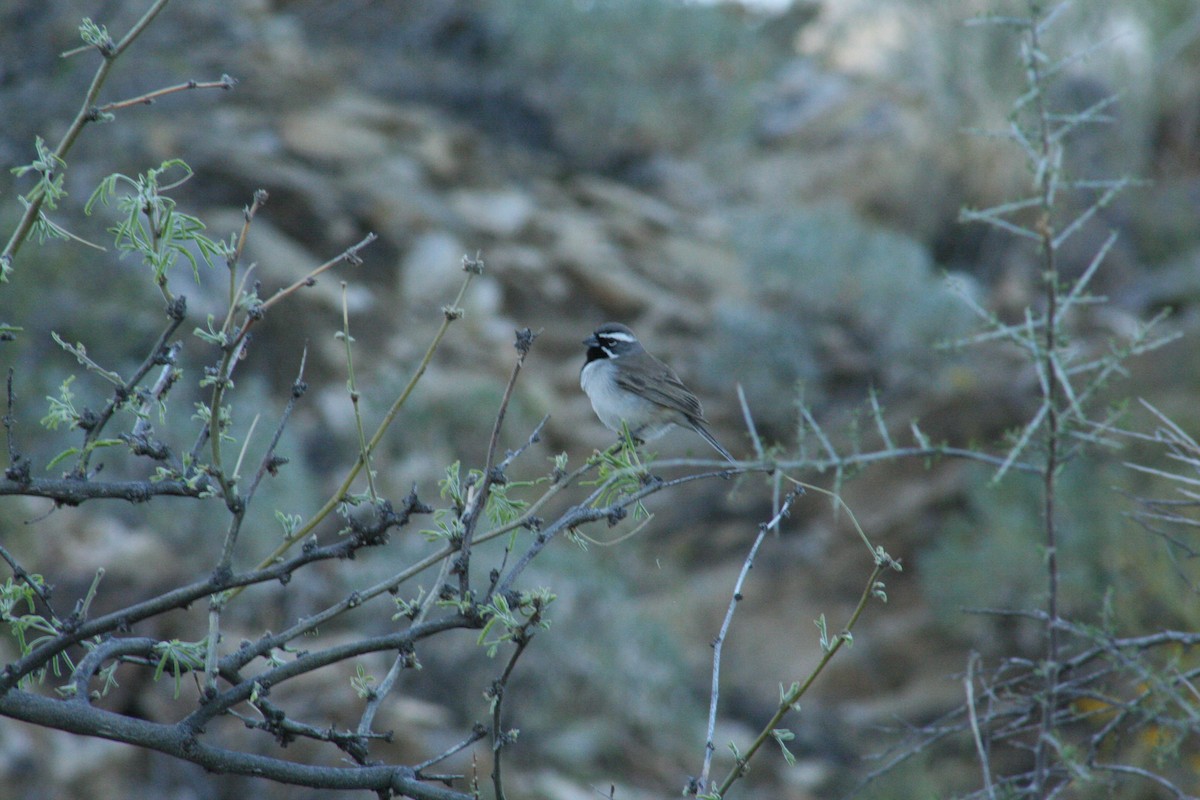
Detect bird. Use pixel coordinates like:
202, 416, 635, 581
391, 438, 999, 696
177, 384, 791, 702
580, 322, 735, 462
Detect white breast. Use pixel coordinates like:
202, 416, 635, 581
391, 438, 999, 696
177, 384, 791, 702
580, 358, 671, 439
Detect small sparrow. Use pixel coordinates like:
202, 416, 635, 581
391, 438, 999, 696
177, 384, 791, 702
580, 322, 735, 462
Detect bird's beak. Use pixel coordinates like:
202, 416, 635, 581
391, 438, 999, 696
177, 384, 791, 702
583, 333, 599, 347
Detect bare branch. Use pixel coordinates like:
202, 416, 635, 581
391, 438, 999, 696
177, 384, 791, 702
0, 690, 472, 799
94, 75, 236, 114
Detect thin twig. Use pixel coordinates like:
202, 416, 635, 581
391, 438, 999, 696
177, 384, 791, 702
0, 542, 55, 614
234, 257, 478, 597
713, 556, 897, 797
341, 283, 377, 503
737, 383, 765, 461
490, 636, 531, 800
3, 369, 28, 479
1025, 10, 1065, 793
496, 415, 549, 473
203, 349, 309, 693
94, 75, 236, 113
965, 652, 997, 800
73, 302, 188, 476
458, 328, 537, 598
244, 347, 307, 503
258, 234, 377, 313
495, 465, 739, 598
695, 475, 795, 792
413, 726, 488, 774
2, 0, 180, 268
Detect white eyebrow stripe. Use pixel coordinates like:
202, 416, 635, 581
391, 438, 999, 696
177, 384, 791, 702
602, 331, 636, 343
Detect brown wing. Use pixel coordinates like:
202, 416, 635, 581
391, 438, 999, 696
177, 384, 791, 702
614, 355, 707, 424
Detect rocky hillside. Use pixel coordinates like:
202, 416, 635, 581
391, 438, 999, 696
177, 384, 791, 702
2, 1, 1199, 798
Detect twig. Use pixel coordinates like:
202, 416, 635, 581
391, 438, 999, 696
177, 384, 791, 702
495, 466, 738, 597
204, 349, 310, 693
234, 256, 478, 598
965, 652, 997, 800
0, 689, 475, 798
129, 340, 183, 441
94, 75, 236, 114
236, 698, 393, 761
74, 300, 188, 475
199, 233, 375, 510
340, 283, 377, 503
458, 327, 537, 597
490, 635, 531, 800
737, 383, 765, 461
257, 233, 377, 315
0, 531, 379, 691
2, 0, 183, 269
360, 419, 572, 746
0, 542, 55, 614
244, 347, 307, 503
190, 615, 472, 729
414, 725, 488, 774
712, 555, 898, 797
1089, 763, 1193, 800
358, 550, 453, 743
1023, 10, 1066, 793
216, 188, 268, 339
0, 476, 203, 502
3, 369, 29, 481
67, 636, 157, 702
496, 415, 549, 474
695, 476, 796, 792
868, 387, 895, 450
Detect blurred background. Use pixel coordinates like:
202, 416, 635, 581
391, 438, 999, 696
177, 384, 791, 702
1, 0, 1199, 797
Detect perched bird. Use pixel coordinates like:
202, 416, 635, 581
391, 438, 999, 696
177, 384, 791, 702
580, 322, 735, 462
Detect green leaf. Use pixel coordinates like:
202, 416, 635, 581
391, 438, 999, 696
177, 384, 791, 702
274, 510, 303, 538
771, 728, 797, 766
45, 448, 81, 470
40, 376, 78, 430
439, 461, 464, 505
151, 639, 206, 699
814, 613, 830, 651
77, 18, 112, 49
86, 160, 224, 290
350, 663, 376, 699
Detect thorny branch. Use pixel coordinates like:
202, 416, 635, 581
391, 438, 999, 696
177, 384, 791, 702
2, 0, 201, 273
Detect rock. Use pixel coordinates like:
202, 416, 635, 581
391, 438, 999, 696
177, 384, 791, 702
410, 123, 473, 181
628, 155, 722, 214
656, 235, 745, 300
535, 208, 651, 317
448, 187, 536, 237
756, 59, 853, 143
571, 174, 681, 230
526, 771, 614, 800
205, 209, 373, 315
488, 243, 570, 301
346, 153, 457, 241
280, 94, 397, 164
400, 230, 468, 304
47, 732, 135, 794
43, 512, 176, 587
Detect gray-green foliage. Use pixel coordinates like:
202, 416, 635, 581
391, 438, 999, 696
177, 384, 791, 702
489, 0, 781, 160
868, 3, 1199, 797
711, 203, 974, 432
85, 160, 228, 293
919, 463, 1156, 634
733, 203, 971, 356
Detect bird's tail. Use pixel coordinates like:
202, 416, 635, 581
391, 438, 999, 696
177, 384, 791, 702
694, 423, 736, 463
